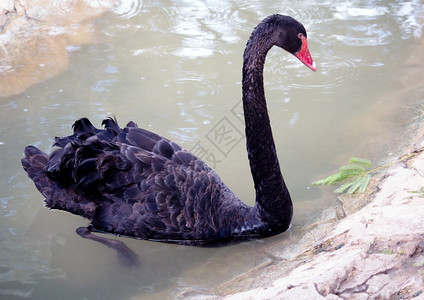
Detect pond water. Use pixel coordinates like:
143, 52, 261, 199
1, 0, 424, 299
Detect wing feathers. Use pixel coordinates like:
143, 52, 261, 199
25, 117, 241, 242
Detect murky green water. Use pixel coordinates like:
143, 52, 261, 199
1, 0, 424, 299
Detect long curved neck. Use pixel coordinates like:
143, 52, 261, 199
242, 26, 292, 230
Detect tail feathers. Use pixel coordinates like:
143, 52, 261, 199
53, 118, 99, 148
22, 146, 48, 181
22, 145, 97, 219
22, 146, 54, 201
53, 117, 122, 148
22, 118, 139, 220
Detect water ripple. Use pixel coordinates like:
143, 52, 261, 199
132, 46, 176, 57
284, 6, 330, 26
112, 0, 143, 19
174, 77, 220, 98
331, 24, 392, 47
266, 52, 358, 90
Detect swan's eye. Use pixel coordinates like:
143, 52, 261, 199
298, 33, 303, 39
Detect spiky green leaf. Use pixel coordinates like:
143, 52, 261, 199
340, 164, 365, 172
358, 174, 371, 193
349, 157, 372, 168
313, 157, 373, 195
347, 176, 364, 194
333, 181, 355, 193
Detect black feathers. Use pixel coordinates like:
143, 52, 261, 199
22, 117, 252, 243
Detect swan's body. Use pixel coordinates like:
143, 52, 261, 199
22, 15, 316, 247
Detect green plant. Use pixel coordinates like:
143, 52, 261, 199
312, 157, 372, 194
313, 152, 419, 195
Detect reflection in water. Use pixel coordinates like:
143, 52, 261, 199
1, 0, 424, 299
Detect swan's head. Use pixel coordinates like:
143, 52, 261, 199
271, 15, 317, 72
293, 33, 317, 72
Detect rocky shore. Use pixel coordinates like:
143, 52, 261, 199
216, 148, 424, 299
0, 0, 113, 97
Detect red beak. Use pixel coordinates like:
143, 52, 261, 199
294, 35, 317, 72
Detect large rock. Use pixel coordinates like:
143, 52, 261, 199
0, 0, 115, 98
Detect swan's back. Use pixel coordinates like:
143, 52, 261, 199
22, 118, 258, 244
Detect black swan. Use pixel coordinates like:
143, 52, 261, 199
22, 15, 316, 253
